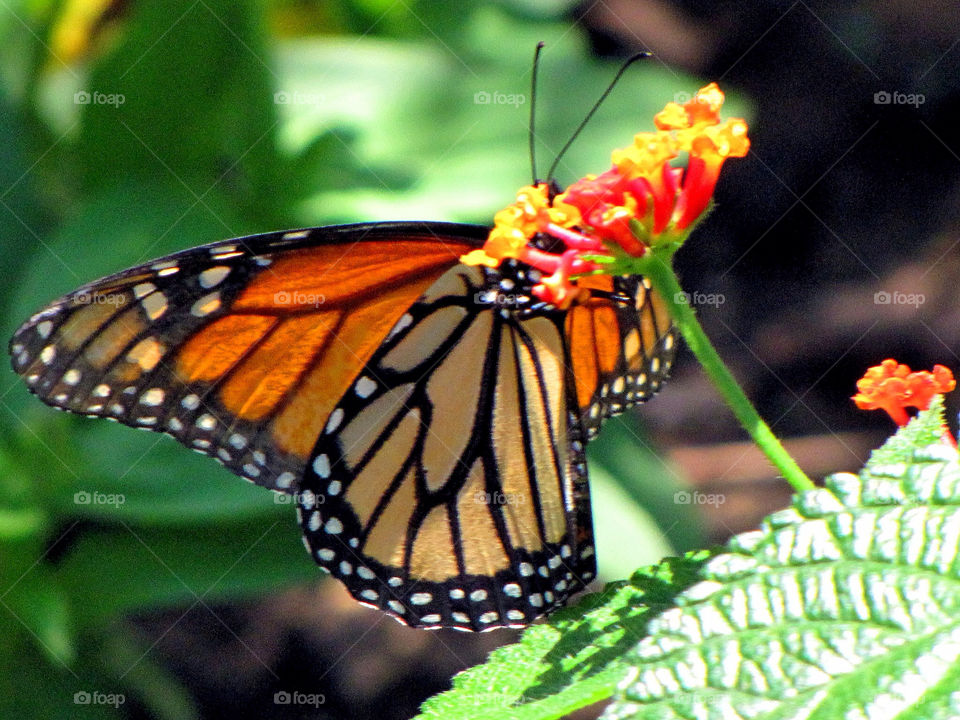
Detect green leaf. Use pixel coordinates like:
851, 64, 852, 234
57, 515, 316, 627
605, 395, 960, 719
416, 552, 713, 720
0, 507, 44, 541
422, 399, 960, 720
4, 565, 75, 666
100, 630, 199, 720
273, 14, 733, 225
50, 419, 297, 526
587, 416, 706, 556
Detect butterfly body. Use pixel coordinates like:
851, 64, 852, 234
10, 221, 675, 630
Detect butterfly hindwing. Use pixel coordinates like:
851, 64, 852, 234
297, 264, 596, 630
565, 275, 677, 438
9, 222, 486, 493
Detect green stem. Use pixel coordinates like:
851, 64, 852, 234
633, 248, 816, 493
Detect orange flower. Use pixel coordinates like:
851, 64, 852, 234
461, 82, 749, 308
852, 359, 955, 426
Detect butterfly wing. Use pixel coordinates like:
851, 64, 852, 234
565, 275, 677, 438
9, 222, 486, 493
297, 263, 595, 630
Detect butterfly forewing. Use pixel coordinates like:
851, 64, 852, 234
9, 223, 485, 493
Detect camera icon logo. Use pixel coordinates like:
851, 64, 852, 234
474, 90, 491, 105
874, 90, 891, 105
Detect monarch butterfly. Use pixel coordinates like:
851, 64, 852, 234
8, 219, 675, 630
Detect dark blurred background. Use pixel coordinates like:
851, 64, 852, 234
1, 1, 958, 718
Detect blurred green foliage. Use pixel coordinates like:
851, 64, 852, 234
0, 0, 725, 716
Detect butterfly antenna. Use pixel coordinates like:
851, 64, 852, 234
546, 51, 650, 183
529, 41, 546, 184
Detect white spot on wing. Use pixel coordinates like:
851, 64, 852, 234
142, 292, 168, 320
140, 388, 165, 406
133, 282, 156, 299
325, 408, 344, 433
199, 266, 231, 289
312, 454, 330, 478
191, 292, 221, 317
386, 313, 413, 341
355, 376, 376, 398
324, 517, 343, 534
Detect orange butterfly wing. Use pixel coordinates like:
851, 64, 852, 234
9, 222, 486, 492
565, 274, 676, 437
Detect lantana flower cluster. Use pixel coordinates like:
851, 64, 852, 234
852, 359, 956, 426
462, 82, 750, 307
